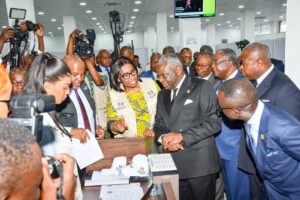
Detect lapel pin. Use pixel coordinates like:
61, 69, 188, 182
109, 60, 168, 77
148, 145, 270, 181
260, 133, 265, 140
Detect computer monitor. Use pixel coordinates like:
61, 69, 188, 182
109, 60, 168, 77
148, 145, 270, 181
174, 0, 216, 18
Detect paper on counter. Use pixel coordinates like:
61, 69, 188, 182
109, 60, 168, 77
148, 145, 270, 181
73, 129, 104, 169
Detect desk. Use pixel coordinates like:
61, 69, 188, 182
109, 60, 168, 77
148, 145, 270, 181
84, 137, 178, 200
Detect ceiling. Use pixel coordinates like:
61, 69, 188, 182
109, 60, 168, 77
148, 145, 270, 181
0, 0, 287, 37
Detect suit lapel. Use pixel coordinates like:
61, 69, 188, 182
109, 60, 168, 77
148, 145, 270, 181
162, 90, 172, 116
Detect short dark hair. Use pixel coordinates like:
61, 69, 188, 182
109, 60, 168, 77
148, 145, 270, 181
134, 55, 139, 59
198, 52, 214, 63
200, 45, 213, 54
23, 53, 71, 95
109, 57, 140, 92
162, 46, 175, 55
180, 47, 192, 54
0, 119, 39, 195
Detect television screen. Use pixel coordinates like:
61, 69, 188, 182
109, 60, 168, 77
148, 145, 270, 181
174, 0, 216, 18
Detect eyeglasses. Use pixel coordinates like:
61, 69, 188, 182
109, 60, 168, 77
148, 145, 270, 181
120, 69, 137, 80
213, 59, 231, 65
157, 73, 170, 80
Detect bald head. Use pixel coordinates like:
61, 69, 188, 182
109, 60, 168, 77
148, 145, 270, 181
64, 55, 85, 89
120, 46, 134, 62
217, 78, 258, 121
243, 43, 271, 64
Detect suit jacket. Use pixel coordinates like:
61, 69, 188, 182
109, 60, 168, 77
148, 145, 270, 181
56, 82, 96, 130
186, 62, 197, 77
154, 76, 221, 179
251, 103, 300, 200
271, 58, 285, 73
239, 67, 300, 174
215, 71, 244, 161
140, 70, 155, 80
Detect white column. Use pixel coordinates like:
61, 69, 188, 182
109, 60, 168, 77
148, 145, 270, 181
156, 13, 168, 53
240, 10, 255, 42
285, 0, 300, 87
179, 18, 202, 52
63, 16, 76, 48
6, 0, 36, 26
271, 21, 280, 34
144, 27, 157, 63
207, 24, 216, 52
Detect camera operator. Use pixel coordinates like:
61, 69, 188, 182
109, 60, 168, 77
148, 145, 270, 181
23, 52, 83, 199
0, 118, 76, 200
20, 21, 45, 53
67, 29, 104, 86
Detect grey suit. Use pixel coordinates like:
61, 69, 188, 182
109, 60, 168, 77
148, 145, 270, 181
56, 82, 96, 130
154, 76, 221, 199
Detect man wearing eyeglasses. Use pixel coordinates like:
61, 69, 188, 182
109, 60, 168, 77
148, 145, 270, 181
218, 77, 300, 200
238, 42, 300, 200
212, 48, 250, 200
154, 54, 221, 200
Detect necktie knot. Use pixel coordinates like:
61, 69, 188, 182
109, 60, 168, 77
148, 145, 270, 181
251, 79, 258, 87
171, 88, 178, 105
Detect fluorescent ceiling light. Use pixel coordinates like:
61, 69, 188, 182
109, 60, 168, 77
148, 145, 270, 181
133, 8, 139, 12
79, 2, 86, 6
37, 11, 44, 15
51, 18, 56, 22
135, 1, 142, 4
238, 5, 244, 9
219, 13, 224, 16
131, 16, 136, 19
86, 10, 92, 14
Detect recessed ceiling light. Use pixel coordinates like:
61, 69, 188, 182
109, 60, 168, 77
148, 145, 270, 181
96, 22, 101, 25
282, 3, 287, 7
236, 26, 239, 29
61, 24, 64, 27
229, 24, 233, 27
79, 2, 86, 6
99, 26, 103, 28
2, 25, 6, 28
237, 17, 241, 20
127, 30, 131, 33
92, 17, 97, 20
217, 24, 221, 26
131, 16, 136, 19
57, 27, 62, 30
133, 8, 139, 12
170, 27, 174, 29
135, 1, 142, 4
104, 31, 107, 34
86, 10, 92, 14
226, 21, 231, 24
219, 13, 224, 16
264, 19, 269, 22
37, 11, 44, 15
51, 34, 54, 37
51, 19, 56, 22
256, 11, 261, 15
169, 14, 174, 18
48, 32, 52, 34
279, 15, 284, 19
129, 24, 133, 27
130, 21, 135, 24
238, 5, 244, 9
205, 19, 210, 22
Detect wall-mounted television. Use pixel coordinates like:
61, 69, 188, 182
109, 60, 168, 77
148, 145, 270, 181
174, 0, 216, 18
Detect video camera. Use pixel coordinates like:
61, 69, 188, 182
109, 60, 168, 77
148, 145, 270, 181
74, 29, 96, 57
8, 8, 40, 69
8, 95, 56, 143
236, 39, 250, 51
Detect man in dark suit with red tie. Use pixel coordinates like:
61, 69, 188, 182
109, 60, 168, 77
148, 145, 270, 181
238, 42, 300, 199
154, 54, 221, 200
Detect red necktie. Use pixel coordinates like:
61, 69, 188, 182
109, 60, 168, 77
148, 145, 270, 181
74, 89, 91, 131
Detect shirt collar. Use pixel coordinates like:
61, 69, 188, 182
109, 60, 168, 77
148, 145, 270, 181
199, 72, 212, 80
175, 74, 186, 91
246, 100, 264, 126
256, 65, 274, 87
225, 69, 238, 81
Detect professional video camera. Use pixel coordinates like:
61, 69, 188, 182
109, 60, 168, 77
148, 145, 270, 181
9, 95, 56, 143
74, 29, 96, 57
236, 39, 250, 51
109, 10, 125, 58
8, 8, 40, 69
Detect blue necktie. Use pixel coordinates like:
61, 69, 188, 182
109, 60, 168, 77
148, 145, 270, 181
245, 124, 256, 156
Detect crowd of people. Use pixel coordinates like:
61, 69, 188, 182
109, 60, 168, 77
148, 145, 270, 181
0, 22, 300, 200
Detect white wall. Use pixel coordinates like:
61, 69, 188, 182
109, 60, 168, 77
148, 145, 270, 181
215, 29, 241, 44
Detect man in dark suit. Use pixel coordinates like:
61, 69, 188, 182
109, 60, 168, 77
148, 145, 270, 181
238, 42, 300, 199
95, 49, 112, 76
57, 55, 104, 141
180, 48, 196, 76
140, 52, 161, 80
195, 52, 219, 86
212, 48, 250, 200
218, 78, 300, 200
154, 54, 221, 200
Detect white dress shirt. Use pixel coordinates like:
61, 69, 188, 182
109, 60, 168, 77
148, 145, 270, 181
198, 73, 212, 80
256, 65, 274, 87
171, 74, 186, 101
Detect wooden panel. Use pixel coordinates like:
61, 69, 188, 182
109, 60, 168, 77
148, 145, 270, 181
86, 137, 157, 171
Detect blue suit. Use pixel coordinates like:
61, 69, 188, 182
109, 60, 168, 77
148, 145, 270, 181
215, 71, 250, 200
238, 67, 300, 199
140, 70, 155, 80
248, 103, 300, 200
